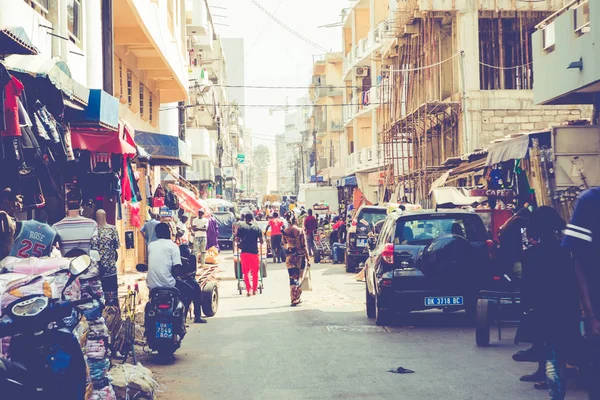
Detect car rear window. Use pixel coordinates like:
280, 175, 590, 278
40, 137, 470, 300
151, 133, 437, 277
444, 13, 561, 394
393, 215, 487, 245
357, 208, 387, 226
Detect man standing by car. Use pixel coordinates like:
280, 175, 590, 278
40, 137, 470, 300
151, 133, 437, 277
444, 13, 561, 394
563, 187, 600, 399
235, 213, 264, 296
192, 210, 208, 267
304, 209, 318, 258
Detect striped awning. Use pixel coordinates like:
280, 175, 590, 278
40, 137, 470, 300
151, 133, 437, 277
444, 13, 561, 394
0, 26, 39, 55
3, 54, 89, 106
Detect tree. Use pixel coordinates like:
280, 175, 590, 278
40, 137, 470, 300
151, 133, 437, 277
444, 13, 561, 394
253, 145, 271, 195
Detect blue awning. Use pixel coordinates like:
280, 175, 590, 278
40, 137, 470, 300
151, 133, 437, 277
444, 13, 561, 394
134, 131, 192, 166
68, 89, 119, 131
341, 174, 357, 186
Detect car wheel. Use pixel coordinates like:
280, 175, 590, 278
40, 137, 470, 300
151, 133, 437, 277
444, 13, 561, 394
475, 299, 491, 347
375, 295, 391, 326
366, 285, 376, 319
345, 255, 355, 273
201, 282, 219, 317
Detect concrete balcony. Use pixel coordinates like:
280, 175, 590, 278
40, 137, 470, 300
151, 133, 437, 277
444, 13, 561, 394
187, 127, 216, 159
314, 85, 344, 103
347, 145, 384, 174
114, 0, 188, 103
342, 21, 387, 79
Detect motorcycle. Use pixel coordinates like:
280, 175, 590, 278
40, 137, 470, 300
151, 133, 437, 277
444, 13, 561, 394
0, 255, 94, 399
136, 264, 187, 359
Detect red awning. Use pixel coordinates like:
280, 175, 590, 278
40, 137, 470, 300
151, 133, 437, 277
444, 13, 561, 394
70, 129, 136, 156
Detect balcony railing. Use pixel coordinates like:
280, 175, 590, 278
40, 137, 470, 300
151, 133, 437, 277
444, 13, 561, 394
343, 21, 390, 77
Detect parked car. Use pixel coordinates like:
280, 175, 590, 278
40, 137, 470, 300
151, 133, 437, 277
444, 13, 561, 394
345, 205, 388, 273
364, 209, 491, 326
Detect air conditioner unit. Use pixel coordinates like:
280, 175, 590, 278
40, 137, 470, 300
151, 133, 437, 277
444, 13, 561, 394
355, 66, 369, 77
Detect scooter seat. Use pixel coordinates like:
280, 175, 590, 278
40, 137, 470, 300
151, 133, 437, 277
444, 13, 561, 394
149, 287, 180, 298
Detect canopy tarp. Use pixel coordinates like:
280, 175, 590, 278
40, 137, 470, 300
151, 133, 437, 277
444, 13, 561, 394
485, 130, 550, 166
431, 187, 487, 208
168, 184, 210, 216
0, 26, 39, 55
213, 211, 235, 239
70, 129, 137, 156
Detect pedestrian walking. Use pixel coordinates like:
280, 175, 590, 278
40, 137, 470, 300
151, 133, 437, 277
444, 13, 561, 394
265, 212, 284, 263
563, 187, 600, 400
330, 217, 346, 264
282, 211, 310, 306
192, 209, 208, 267
520, 206, 580, 399
304, 209, 318, 258
206, 214, 219, 251
498, 208, 530, 280
53, 191, 99, 257
176, 215, 190, 245
235, 213, 263, 296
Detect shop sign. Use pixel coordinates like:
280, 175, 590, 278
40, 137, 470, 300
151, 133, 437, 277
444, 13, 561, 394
469, 189, 515, 198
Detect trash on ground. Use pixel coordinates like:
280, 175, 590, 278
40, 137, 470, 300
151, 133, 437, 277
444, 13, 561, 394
388, 367, 415, 374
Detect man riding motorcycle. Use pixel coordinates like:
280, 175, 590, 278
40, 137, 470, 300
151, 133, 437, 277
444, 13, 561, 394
147, 223, 205, 323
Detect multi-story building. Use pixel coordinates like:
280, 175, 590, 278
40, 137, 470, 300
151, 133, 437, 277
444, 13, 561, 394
221, 38, 246, 119
309, 53, 345, 185
2, 0, 191, 271
276, 99, 310, 195
339, 0, 392, 203
185, 0, 236, 199
375, 0, 589, 205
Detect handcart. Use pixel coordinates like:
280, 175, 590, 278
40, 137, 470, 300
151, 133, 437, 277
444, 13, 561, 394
196, 264, 220, 317
313, 227, 332, 264
475, 278, 521, 347
234, 242, 267, 295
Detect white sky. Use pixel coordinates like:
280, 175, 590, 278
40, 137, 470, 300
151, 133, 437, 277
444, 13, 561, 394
212, 0, 349, 191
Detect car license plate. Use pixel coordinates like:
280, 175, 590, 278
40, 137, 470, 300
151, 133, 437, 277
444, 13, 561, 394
424, 296, 464, 306
156, 322, 173, 338
357, 238, 368, 247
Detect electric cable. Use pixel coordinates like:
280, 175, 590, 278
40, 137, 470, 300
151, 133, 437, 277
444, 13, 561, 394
247, 0, 330, 53
390, 52, 461, 72
479, 61, 532, 70
160, 102, 391, 111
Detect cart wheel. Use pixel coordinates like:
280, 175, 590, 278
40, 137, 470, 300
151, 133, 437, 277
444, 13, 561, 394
475, 298, 491, 347
314, 249, 321, 264
201, 282, 219, 317
234, 261, 243, 280
259, 284, 263, 294
238, 282, 243, 295
260, 259, 268, 278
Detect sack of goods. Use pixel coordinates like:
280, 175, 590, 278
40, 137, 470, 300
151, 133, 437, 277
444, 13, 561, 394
204, 246, 220, 265
110, 362, 159, 400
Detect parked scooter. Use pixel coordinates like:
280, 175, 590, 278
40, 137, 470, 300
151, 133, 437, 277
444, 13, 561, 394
0, 255, 94, 399
136, 264, 187, 359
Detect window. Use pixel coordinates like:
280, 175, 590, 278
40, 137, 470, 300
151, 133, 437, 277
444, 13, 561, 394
149, 93, 154, 124
393, 216, 487, 245
127, 70, 133, 106
139, 84, 145, 117
24, 0, 49, 16
167, 0, 174, 35
116, 58, 123, 98
67, 0, 82, 43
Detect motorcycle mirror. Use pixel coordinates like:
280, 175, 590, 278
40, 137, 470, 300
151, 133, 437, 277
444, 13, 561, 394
136, 264, 149, 272
69, 255, 91, 276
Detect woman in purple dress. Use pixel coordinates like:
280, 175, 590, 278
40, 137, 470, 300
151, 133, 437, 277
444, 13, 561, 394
206, 216, 219, 251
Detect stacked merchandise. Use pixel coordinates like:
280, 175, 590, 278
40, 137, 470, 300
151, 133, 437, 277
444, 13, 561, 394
110, 363, 159, 399
78, 264, 117, 400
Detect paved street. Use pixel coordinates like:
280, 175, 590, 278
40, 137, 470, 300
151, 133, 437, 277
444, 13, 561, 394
145, 251, 587, 400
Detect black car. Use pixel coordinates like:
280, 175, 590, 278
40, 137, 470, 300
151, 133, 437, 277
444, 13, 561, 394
345, 205, 387, 273
365, 209, 491, 326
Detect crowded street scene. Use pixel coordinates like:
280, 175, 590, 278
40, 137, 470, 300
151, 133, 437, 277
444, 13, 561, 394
0, 0, 599, 399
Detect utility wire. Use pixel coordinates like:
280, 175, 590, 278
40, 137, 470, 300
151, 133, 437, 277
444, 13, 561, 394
193, 82, 360, 89
160, 102, 390, 111
390, 53, 461, 72
248, 0, 330, 53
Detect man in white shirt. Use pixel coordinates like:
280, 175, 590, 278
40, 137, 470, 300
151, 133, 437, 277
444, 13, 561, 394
176, 215, 190, 244
147, 223, 206, 323
146, 223, 181, 290
192, 210, 208, 267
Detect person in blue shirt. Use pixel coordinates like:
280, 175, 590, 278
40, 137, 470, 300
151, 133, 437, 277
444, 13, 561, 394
141, 211, 160, 243
563, 187, 600, 399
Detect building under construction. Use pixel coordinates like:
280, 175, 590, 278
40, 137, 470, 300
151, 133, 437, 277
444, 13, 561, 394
379, 0, 587, 205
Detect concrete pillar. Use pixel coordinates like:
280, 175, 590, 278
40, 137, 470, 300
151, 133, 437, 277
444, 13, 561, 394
456, 11, 480, 91
85, 0, 103, 89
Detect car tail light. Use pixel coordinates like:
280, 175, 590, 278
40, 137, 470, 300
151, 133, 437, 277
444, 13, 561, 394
352, 219, 357, 227
486, 239, 495, 258
381, 279, 393, 287
493, 276, 501, 281
382, 243, 394, 264
158, 304, 170, 309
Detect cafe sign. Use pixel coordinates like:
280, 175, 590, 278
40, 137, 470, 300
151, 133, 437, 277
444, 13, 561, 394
469, 189, 515, 198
